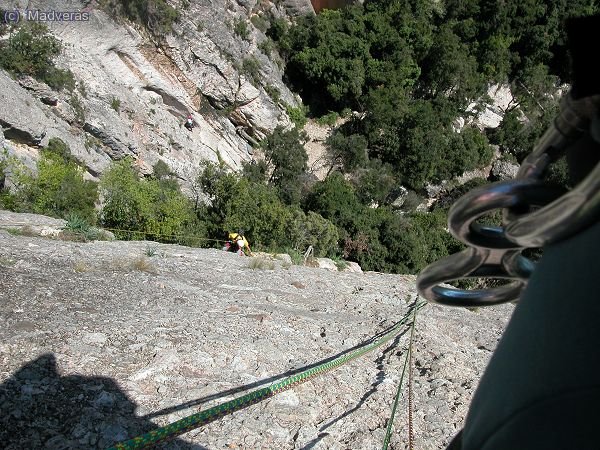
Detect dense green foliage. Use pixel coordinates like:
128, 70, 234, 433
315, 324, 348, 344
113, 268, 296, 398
260, 126, 309, 204
197, 161, 339, 257
0, 139, 97, 221
272, 0, 598, 191
301, 172, 461, 273
0, 23, 75, 91
99, 159, 204, 243
281, 0, 597, 110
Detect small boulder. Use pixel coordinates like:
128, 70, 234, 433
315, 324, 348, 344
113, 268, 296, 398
491, 159, 519, 181
275, 253, 293, 266
343, 261, 363, 273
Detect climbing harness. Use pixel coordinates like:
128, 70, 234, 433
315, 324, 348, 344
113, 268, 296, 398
108, 302, 425, 450
417, 89, 600, 307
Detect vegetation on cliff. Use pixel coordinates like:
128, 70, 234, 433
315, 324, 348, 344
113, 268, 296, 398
1, 1, 598, 274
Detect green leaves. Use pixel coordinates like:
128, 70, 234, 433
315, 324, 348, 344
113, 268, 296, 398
326, 131, 368, 173
99, 159, 202, 241
0, 22, 75, 91
101, 0, 179, 36
261, 126, 308, 205
1, 139, 97, 221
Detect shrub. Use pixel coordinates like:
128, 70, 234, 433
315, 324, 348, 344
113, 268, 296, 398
287, 209, 339, 257
111, 97, 121, 112
69, 95, 86, 124
326, 131, 368, 173
264, 84, 280, 103
285, 104, 308, 129
241, 57, 261, 84
304, 172, 363, 233
266, 17, 288, 43
4, 140, 98, 222
258, 38, 277, 57
152, 160, 173, 179
316, 111, 338, 127
73, 261, 90, 273
352, 160, 396, 206
289, 106, 308, 127
330, 256, 348, 271
100, 158, 204, 243
250, 15, 269, 33
131, 256, 157, 273
45, 138, 75, 163
145, 243, 159, 257
43, 67, 76, 92
0, 151, 28, 210
241, 158, 268, 183
248, 258, 275, 270
234, 18, 250, 40
63, 213, 103, 241
102, 0, 179, 36
282, 248, 304, 265
0, 22, 75, 91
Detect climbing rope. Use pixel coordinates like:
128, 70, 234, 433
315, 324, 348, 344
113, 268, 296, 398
0, 223, 226, 246
101, 227, 224, 245
381, 303, 418, 450
108, 301, 426, 450
408, 305, 417, 450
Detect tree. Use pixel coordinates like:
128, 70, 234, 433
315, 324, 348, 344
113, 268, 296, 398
325, 131, 368, 174
102, 0, 179, 36
241, 159, 268, 183
287, 209, 340, 257
304, 172, 363, 234
417, 23, 484, 104
352, 158, 397, 206
100, 159, 202, 241
262, 126, 308, 205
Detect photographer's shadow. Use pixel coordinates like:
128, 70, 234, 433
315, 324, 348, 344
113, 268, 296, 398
0, 353, 206, 449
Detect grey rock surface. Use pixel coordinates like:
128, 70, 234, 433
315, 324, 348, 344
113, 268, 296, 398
281, 0, 315, 16
0, 211, 514, 449
491, 159, 520, 181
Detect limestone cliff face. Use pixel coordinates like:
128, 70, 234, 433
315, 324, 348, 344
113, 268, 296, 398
0, 0, 307, 182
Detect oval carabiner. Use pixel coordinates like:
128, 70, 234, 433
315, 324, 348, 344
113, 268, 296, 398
448, 180, 563, 249
505, 162, 600, 247
416, 248, 533, 307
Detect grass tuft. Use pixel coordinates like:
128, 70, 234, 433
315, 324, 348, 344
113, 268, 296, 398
73, 261, 89, 273
145, 244, 159, 257
248, 257, 275, 270
131, 256, 157, 274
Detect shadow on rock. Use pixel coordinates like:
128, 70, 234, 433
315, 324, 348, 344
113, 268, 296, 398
0, 353, 206, 449
299, 330, 408, 450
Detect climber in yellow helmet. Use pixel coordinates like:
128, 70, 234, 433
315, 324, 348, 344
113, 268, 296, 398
223, 229, 252, 256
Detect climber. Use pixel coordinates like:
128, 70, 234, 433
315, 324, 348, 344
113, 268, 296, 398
222, 229, 252, 256
184, 114, 195, 131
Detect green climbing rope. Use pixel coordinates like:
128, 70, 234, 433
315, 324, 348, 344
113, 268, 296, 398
108, 301, 426, 450
381, 303, 418, 450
